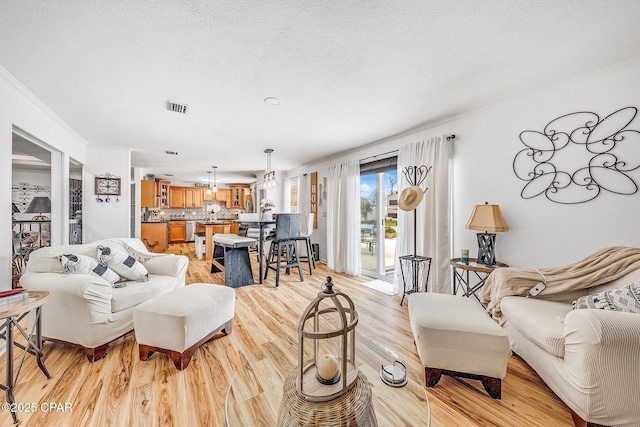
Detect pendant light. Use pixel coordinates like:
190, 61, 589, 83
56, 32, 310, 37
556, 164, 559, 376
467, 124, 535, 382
206, 171, 212, 195
212, 166, 219, 192
263, 148, 278, 189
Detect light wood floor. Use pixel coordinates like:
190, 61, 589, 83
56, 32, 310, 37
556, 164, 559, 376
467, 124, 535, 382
2, 243, 574, 426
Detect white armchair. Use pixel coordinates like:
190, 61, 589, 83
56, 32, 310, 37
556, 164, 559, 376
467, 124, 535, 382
20, 238, 188, 361
499, 267, 640, 427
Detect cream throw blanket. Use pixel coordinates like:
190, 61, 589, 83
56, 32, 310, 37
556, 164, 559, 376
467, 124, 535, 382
481, 246, 640, 322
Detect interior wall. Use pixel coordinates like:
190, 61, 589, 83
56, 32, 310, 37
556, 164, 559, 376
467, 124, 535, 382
83, 146, 132, 242
288, 55, 640, 271
0, 66, 88, 290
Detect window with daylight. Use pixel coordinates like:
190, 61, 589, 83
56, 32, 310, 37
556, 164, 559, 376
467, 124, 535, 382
290, 177, 299, 213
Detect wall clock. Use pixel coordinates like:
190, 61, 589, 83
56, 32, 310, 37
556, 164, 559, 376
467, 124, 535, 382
95, 174, 121, 196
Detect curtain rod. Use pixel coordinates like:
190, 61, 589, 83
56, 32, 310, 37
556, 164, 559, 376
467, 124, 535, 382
359, 134, 456, 162
359, 150, 398, 163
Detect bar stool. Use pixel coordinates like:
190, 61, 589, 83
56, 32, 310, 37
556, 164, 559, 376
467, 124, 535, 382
293, 213, 315, 274
264, 213, 303, 286
194, 232, 206, 260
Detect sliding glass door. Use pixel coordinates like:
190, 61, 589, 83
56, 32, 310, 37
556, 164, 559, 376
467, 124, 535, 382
360, 156, 398, 279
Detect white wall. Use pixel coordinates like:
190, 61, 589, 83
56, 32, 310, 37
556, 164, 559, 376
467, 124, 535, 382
83, 146, 132, 242
288, 56, 640, 270
1, 67, 87, 290
2, 66, 133, 290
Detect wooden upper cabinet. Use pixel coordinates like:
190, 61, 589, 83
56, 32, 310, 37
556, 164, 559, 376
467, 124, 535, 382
185, 188, 203, 208
203, 188, 215, 201
156, 180, 170, 208
169, 186, 204, 208
169, 186, 186, 208
141, 180, 155, 207
230, 184, 250, 209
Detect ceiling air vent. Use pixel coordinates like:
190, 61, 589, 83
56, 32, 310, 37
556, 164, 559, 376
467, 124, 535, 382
167, 101, 189, 114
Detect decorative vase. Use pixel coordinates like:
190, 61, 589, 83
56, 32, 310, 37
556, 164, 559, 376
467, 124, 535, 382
262, 209, 272, 221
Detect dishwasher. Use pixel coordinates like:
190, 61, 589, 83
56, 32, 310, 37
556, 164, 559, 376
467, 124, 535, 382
186, 221, 196, 242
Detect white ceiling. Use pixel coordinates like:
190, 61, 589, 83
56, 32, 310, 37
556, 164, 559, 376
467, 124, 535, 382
3, 1, 640, 185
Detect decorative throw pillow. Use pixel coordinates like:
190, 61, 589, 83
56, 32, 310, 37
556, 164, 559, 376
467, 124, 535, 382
59, 254, 121, 285
96, 245, 149, 282
573, 281, 640, 313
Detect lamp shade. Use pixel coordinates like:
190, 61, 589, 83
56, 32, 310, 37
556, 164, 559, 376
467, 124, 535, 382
25, 196, 51, 214
466, 203, 509, 232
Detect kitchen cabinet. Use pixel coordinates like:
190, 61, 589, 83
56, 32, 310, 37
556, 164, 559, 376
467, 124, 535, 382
185, 188, 203, 208
169, 187, 185, 208
169, 187, 203, 208
203, 188, 216, 201
169, 220, 186, 243
156, 180, 170, 208
141, 222, 168, 253
215, 189, 231, 207
141, 180, 155, 207
230, 184, 250, 209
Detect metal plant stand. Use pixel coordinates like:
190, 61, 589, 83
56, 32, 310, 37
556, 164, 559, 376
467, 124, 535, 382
399, 255, 432, 305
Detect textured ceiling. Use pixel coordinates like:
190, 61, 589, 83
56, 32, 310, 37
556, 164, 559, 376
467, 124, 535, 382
3, 0, 640, 184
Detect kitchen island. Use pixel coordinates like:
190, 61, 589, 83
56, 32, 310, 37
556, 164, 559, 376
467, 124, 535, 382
196, 221, 239, 260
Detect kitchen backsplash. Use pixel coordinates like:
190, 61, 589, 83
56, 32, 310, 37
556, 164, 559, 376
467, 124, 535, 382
145, 201, 245, 221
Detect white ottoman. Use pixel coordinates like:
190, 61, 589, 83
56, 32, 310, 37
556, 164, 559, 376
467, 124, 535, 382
408, 293, 511, 398
134, 283, 235, 370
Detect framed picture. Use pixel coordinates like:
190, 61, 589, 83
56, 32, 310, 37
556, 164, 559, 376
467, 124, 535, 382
95, 174, 121, 196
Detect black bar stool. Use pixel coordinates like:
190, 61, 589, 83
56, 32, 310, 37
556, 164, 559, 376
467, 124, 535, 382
264, 214, 304, 286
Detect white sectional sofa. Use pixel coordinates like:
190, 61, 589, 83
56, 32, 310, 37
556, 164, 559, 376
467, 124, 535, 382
20, 238, 188, 361
498, 267, 640, 427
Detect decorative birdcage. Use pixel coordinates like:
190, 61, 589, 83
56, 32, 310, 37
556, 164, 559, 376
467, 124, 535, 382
297, 276, 359, 402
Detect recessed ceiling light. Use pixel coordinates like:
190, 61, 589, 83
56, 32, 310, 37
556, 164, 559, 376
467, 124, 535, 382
164, 173, 174, 177
165, 150, 179, 156
264, 97, 280, 106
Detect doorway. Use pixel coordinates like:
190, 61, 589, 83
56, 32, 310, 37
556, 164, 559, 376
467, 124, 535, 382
360, 156, 398, 279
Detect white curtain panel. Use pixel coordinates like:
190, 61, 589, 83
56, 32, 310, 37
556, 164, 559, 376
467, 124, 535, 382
327, 160, 361, 276
394, 136, 452, 294
282, 177, 291, 213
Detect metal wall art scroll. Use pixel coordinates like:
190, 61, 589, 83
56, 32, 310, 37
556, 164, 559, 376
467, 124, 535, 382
12, 182, 50, 212
513, 107, 640, 204
95, 172, 121, 202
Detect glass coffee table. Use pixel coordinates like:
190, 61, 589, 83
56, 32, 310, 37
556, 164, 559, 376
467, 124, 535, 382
225, 334, 430, 426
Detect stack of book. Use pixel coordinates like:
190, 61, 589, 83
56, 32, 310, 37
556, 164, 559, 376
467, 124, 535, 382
0, 289, 28, 306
